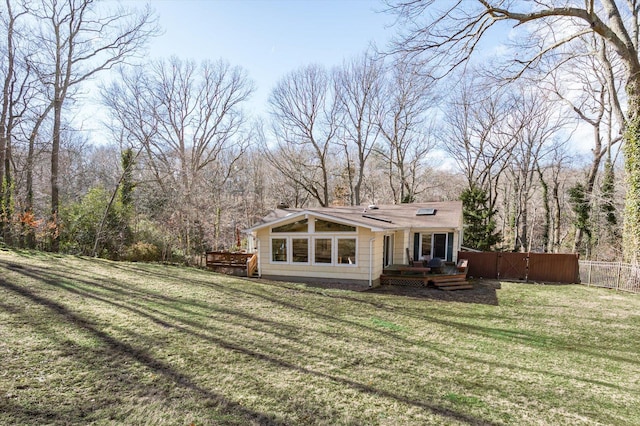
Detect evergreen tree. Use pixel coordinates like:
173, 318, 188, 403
119, 148, 136, 247
600, 158, 617, 228
460, 186, 501, 251
120, 148, 136, 208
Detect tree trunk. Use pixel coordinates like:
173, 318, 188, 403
552, 181, 561, 253
3, 137, 12, 244
24, 105, 52, 248
50, 96, 62, 252
0, 0, 14, 243
623, 79, 640, 264
573, 228, 584, 255
520, 197, 528, 253
537, 167, 550, 253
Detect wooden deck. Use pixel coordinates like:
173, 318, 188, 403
381, 262, 472, 290
205, 251, 470, 290
205, 251, 258, 277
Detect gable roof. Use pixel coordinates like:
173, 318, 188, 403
246, 201, 463, 233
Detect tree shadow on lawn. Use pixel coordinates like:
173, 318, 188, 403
0, 261, 504, 424
0, 265, 503, 426
253, 277, 640, 383
12, 262, 396, 351
212, 279, 640, 386
4, 258, 636, 424
0, 276, 283, 425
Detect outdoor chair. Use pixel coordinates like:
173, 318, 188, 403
427, 257, 443, 274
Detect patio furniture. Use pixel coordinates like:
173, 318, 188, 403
427, 257, 444, 274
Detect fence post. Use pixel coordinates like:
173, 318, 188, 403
588, 261, 592, 287
616, 262, 622, 290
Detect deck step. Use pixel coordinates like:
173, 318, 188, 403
428, 274, 468, 284
439, 284, 473, 291
381, 274, 473, 290
431, 275, 468, 285
432, 281, 468, 286
432, 277, 471, 288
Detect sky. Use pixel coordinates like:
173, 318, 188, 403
100, 0, 594, 158
144, 0, 396, 116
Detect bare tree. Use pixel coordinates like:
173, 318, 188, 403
266, 64, 339, 207
376, 59, 438, 203
536, 140, 573, 253
0, 0, 30, 243
387, 0, 640, 262
103, 58, 253, 258
442, 73, 514, 215
31, 0, 157, 251
333, 51, 383, 205
540, 37, 624, 255
505, 88, 567, 252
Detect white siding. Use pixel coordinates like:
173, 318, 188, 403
252, 213, 463, 283
255, 217, 383, 283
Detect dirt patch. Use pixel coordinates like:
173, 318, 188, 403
366, 279, 501, 305
269, 277, 502, 306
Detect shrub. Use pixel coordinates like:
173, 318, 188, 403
124, 241, 161, 262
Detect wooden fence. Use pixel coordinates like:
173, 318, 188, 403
579, 260, 640, 294
458, 251, 580, 284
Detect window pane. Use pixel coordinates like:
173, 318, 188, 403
292, 238, 309, 263
433, 234, 447, 259
383, 235, 393, 267
271, 238, 287, 262
421, 234, 432, 259
314, 238, 332, 264
315, 219, 355, 232
273, 219, 308, 233
337, 238, 356, 265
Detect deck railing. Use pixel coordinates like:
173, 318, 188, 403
206, 252, 253, 266
579, 260, 640, 294
247, 253, 258, 278
205, 251, 258, 278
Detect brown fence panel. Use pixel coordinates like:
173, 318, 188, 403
497, 252, 528, 280
529, 253, 580, 283
458, 252, 498, 279
460, 251, 582, 283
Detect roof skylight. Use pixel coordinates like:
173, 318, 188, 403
416, 208, 436, 216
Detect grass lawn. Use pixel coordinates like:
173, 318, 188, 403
1, 249, 639, 425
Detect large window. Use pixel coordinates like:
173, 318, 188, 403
271, 238, 287, 262
337, 238, 356, 265
315, 219, 355, 233
292, 238, 309, 263
273, 219, 308, 233
314, 238, 332, 264
269, 218, 358, 266
415, 232, 452, 262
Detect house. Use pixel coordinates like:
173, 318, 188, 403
245, 201, 464, 289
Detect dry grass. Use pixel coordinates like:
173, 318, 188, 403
1, 248, 639, 425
